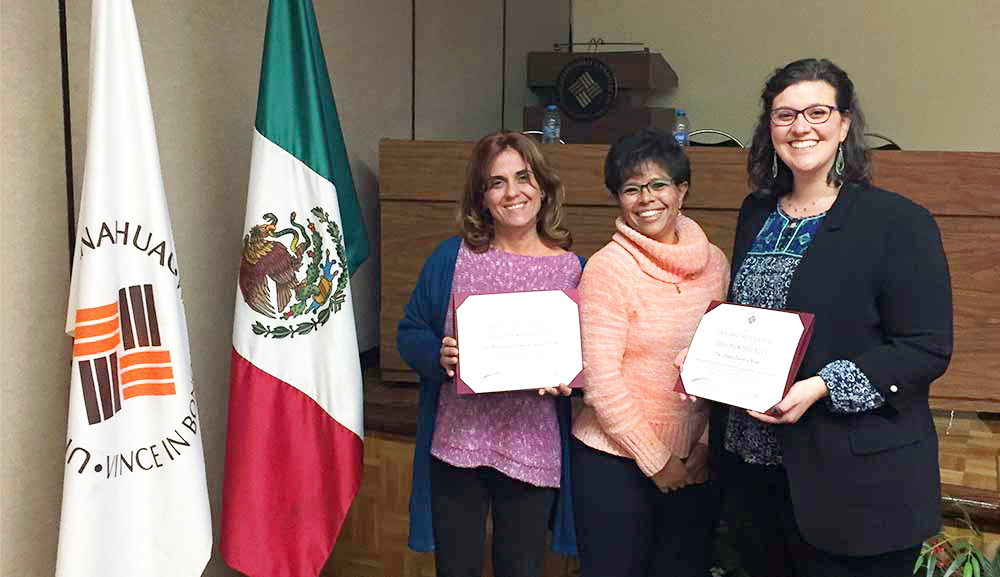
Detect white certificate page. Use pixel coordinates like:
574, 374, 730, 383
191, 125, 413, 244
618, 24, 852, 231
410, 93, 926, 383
680, 303, 806, 413
454, 290, 583, 394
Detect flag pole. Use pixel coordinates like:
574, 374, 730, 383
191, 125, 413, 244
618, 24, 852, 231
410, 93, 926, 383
58, 0, 77, 270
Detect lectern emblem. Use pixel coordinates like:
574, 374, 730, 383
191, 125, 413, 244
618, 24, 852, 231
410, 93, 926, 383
568, 72, 603, 108
555, 57, 618, 121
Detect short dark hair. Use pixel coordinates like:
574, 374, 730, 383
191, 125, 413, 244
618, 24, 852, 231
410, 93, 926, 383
604, 128, 691, 199
458, 131, 571, 251
748, 58, 871, 197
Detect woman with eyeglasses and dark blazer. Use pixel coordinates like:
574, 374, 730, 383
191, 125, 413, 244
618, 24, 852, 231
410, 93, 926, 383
706, 58, 952, 577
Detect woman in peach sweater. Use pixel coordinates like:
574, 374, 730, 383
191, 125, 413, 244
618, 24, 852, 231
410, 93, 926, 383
572, 128, 729, 577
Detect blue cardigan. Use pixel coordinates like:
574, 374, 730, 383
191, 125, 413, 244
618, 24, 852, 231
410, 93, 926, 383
396, 236, 580, 555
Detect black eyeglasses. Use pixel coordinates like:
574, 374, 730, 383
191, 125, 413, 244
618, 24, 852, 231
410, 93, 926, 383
620, 178, 675, 197
769, 105, 844, 127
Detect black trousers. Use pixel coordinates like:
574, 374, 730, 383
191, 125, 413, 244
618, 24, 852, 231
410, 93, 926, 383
571, 437, 716, 577
719, 450, 922, 577
429, 457, 556, 577
718, 450, 807, 577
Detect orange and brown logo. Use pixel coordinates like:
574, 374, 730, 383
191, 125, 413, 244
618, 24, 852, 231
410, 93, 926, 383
72, 284, 176, 425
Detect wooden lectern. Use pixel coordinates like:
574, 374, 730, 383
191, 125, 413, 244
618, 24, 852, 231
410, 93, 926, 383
524, 51, 678, 144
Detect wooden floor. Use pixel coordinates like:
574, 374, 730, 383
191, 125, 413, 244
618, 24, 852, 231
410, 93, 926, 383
325, 411, 1000, 576
324, 433, 435, 577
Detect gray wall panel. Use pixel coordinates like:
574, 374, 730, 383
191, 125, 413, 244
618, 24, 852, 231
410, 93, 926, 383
503, 0, 570, 132
415, 0, 503, 140
1, 1, 72, 575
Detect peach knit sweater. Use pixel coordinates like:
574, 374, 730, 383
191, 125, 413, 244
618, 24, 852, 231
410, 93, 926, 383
573, 215, 729, 477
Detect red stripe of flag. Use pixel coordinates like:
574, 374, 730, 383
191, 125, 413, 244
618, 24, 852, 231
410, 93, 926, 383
221, 349, 361, 577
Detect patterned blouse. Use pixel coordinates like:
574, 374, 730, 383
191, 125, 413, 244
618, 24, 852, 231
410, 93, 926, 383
724, 206, 886, 465
430, 242, 582, 487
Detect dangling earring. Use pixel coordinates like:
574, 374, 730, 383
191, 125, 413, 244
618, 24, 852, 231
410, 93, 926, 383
771, 152, 779, 179
834, 144, 845, 177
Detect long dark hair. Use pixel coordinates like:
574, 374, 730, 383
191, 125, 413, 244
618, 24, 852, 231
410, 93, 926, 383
458, 131, 571, 251
747, 58, 871, 197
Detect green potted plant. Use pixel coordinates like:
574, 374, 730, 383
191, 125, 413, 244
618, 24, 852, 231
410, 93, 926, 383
915, 509, 1000, 577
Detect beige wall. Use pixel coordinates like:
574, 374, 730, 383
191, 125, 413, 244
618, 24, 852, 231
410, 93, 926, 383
573, 0, 1000, 152
1, 2, 73, 576
3, 0, 567, 573
415, 0, 504, 139
505, 0, 571, 132
414, 0, 570, 139
3, 0, 410, 575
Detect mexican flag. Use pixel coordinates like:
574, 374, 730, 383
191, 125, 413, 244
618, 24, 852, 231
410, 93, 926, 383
220, 1, 368, 576
57, 2, 212, 576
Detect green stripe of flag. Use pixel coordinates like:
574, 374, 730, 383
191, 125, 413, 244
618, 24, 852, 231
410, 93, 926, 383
255, 0, 369, 274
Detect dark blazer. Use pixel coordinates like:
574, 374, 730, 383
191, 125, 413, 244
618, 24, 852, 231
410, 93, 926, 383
713, 182, 953, 556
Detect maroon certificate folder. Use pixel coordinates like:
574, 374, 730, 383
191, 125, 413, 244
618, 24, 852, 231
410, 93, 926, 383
675, 301, 815, 413
453, 288, 584, 395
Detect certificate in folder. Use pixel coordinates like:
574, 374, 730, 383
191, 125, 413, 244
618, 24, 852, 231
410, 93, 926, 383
453, 289, 584, 395
676, 301, 814, 413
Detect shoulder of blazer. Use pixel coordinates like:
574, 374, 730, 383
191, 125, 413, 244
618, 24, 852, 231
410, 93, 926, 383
826, 183, 933, 234
741, 191, 775, 216
731, 192, 775, 266
741, 193, 776, 231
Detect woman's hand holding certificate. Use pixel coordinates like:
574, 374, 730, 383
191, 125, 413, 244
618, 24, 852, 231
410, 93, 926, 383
746, 375, 829, 424
677, 302, 814, 414
441, 335, 573, 397
439, 336, 459, 377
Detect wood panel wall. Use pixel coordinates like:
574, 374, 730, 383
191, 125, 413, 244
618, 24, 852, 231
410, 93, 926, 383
379, 140, 1000, 411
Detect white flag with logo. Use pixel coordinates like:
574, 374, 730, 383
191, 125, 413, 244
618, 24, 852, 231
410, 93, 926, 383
56, 2, 212, 576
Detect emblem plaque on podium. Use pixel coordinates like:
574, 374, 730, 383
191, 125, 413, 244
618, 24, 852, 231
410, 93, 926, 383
525, 46, 679, 144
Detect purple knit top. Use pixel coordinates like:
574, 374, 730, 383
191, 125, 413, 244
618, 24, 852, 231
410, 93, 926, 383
430, 241, 582, 488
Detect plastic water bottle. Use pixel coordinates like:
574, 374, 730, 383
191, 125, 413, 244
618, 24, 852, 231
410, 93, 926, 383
542, 104, 561, 144
672, 108, 689, 146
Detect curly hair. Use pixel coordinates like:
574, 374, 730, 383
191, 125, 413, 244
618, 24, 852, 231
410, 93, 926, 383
458, 131, 572, 251
747, 58, 871, 197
